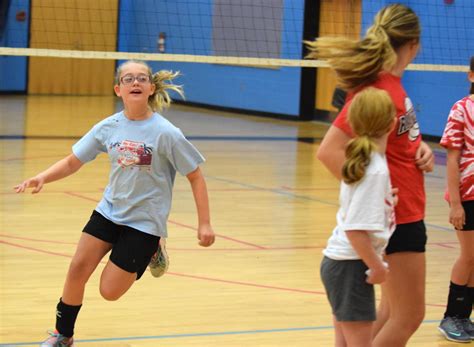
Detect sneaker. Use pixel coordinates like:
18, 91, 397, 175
149, 238, 169, 278
438, 317, 471, 343
40, 330, 74, 347
460, 318, 474, 339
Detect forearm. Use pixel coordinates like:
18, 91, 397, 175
316, 126, 351, 181
37, 154, 83, 184
317, 149, 344, 180
345, 230, 385, 270
446, 149, 462, 205
187, 168, 211, 226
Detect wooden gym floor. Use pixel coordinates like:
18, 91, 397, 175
0, 95, 466, 346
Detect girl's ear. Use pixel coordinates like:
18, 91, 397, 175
468, 71, 474, 83
114, 84, 121, 97
149, 82, 156, 96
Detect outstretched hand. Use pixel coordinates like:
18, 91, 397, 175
197, 224, 215, 247
14, 176, 45, 194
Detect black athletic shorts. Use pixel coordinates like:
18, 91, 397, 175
82, 210, 160, 280
385, 220, 427, 255
459, 200, 474, 231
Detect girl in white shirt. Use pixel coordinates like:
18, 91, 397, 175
320, 87, 396, 347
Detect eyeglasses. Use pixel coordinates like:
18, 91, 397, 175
120, 74, 151, 85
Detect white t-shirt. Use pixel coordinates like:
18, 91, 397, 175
323, 152, 396, 260
73, 111, 204, 237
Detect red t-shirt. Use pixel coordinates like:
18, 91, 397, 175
333, 72, 425, 224
440, 96, 474, 202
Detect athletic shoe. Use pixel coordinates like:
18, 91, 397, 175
149, 239, 169, 277
438, 317, 471, 343
460, 318, 474, 340
40, 330, 74, 347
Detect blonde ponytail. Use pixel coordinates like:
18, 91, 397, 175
341, 87, 396, 184
149, 70, 184, 112
342, 136, 375, 184
306, 4, 420, 90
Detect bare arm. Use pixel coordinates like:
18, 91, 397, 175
316, 125, 351, 180
446, 149, 464, 229
345, 230, 388, 284
14, 154, 84, 194
186, 167, 215, 247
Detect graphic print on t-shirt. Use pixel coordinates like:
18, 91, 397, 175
397, 97, 420, 141
110, 140, 153, 169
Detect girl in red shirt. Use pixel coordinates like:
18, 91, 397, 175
306, 4, 434, 346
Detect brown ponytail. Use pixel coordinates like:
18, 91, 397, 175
306, 4, 420, 90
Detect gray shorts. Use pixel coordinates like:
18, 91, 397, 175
320, 256, 376, 322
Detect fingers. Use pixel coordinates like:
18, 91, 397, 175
450, 217, 465, 230
32, 181, 44, 194
13, 178, 43, 194
198, 233, 215, 247
416, 155, 434, 172
14, 180, 30, 193
415, 142, 435, 173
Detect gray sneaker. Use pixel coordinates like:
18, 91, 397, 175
460, 318, 474, 340
149, 239, 169, 278
40, 330, 74, 347
438, 317, 471, 343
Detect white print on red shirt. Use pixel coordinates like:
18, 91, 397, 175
397, 97, 420, 141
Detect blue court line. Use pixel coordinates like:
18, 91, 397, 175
206, 175, 456, 233
0, 320, 442, 346
207, 175, 339, 206
425, 223, 454, 232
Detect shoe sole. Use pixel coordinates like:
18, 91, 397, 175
438, 327, 471, 343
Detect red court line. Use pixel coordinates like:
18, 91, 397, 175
0, 239, 74, 258
167, 219, 267, 249
64, 191, 101, 203
168, 272, 326, 295
0, 239, 447, 308
0, 233, 77, 245
0, 233, 458, 251
0, 232, 301, 250
431, 242, 456, 249
63, 191, 267, 249
1, 154, 65, 162
0, 239, 319, 295
280, 185, 338, 191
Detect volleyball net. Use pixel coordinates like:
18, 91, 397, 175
1, 0, 472, 72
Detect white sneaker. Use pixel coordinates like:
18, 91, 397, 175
40, 330, 74, 347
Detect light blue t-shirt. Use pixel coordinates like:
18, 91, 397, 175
72, 111, 205, 237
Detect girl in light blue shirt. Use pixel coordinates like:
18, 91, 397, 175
15, 60, 216, 347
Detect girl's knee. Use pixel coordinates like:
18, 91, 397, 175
68, 258, 94, 280
399, 310, 424, 333
458, 255, 474, 269
99, 285, 124, 301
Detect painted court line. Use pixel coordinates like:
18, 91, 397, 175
63, 191, 266, 249
0, 320, 443, 346
0, 238, 448, 308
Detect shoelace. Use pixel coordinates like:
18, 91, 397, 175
44, 330, 71, 345
451, 317, 466, 332
46, 330, 61, 338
